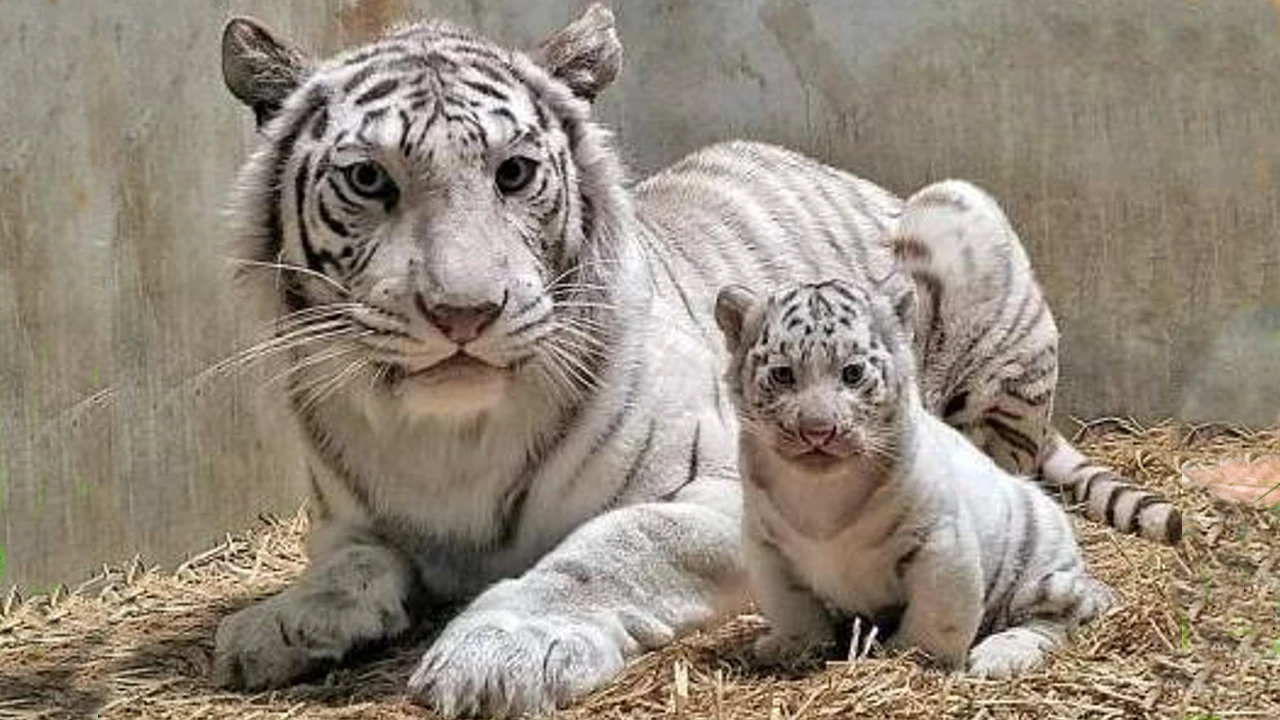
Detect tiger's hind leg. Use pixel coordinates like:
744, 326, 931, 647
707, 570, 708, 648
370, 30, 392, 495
959, 349, 1058, 479
969, 569, 1112, 679
891, 178, 1058, 478
893, 179, 1183, 544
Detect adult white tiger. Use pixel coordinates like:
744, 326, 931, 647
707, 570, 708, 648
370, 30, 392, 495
213, 6, 1179, 717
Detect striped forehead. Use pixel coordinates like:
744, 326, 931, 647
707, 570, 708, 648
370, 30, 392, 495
754, 282, 876, 359
769, 283, 874, 336
304, 31, 548, 158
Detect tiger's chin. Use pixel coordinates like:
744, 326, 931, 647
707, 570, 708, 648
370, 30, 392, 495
382, 355, 515, 419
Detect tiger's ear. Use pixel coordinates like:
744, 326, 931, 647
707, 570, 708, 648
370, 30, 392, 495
715, 285, 759, 353
535, 4, 623, 102
222, 17, 312, 128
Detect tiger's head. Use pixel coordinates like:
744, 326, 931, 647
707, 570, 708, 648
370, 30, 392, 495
715, 279, 917, 472
221, 5, 633, 419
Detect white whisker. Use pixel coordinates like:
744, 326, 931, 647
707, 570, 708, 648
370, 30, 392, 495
186, 320, 354, 389
551, 322, 605, 352
542, 341, 598, 397
266, 303, 363, 332
552, 300, 619, 313
547, 340, 601, 391
543, 258, 622, 291
292, 358, 369, 413
533, 345, 582, 405
225, 257, 352, 297
262, 335, 374, 388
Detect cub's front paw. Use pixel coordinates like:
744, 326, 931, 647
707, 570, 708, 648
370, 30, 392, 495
213, 585, 410, 690
966, 629, 1053, 679
407, 608, 628, 718
751, 630, 833, 672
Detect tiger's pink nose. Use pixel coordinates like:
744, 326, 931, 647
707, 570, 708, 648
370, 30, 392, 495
798, 417, 838, 448
421, 301, 501, 344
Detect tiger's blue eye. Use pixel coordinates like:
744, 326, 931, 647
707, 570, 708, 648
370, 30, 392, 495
343, 161, 397, 201
495, 156, 538, 194
841, 363, 865, 387
768, 365, 796, 386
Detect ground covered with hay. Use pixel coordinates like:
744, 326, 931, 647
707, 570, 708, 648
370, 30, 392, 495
2, 422, 1277, 719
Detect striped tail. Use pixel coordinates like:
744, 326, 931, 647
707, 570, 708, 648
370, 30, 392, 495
1038, 430, 1183, 545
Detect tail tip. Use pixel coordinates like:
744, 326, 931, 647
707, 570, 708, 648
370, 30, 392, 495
1163, 510, 1183, 545
1140, 506, 1183, 545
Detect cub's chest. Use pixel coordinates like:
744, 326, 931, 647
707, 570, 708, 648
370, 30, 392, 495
745, 460, 883, 541
743, 457, 910, 616
767, 509, 907, 616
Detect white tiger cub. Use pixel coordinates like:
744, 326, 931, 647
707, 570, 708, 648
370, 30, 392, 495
715, 279, 1113, 677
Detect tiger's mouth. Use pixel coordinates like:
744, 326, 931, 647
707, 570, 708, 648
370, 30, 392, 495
373, 351, 518, 417
382, 352, 511, 387
789, 448, 848, 471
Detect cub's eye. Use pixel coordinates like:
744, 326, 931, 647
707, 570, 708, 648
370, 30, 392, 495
495, 156, 538, 194
841, 363, 865, 387
768, 365, 796, 386
343, 161, 398, 201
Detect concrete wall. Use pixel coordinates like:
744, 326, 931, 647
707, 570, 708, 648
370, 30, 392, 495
2, 0, 1278, 590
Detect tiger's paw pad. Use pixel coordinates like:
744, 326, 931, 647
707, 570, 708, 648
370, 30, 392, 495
407, 609, 626, 719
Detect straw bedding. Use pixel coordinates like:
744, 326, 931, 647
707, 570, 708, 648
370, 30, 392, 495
2, 421, 1277, 719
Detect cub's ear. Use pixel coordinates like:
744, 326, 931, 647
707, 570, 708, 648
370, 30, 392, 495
869, 270, 916, 330
222, 17, 312, 128
890, 281, 916, 329
890, 278, 916, 330
535, 3, 623, 101
714, 285, 759, 352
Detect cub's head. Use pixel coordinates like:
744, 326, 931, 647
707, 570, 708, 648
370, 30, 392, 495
221, 5, 629, 419
715, 279, 916, 471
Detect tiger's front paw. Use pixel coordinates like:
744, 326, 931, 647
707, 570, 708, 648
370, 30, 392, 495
407, 607, 629, 718
213, 583, 410, 690
751, 630, 833, 672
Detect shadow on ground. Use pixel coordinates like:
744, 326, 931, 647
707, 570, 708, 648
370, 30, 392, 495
0, 630, 108, 719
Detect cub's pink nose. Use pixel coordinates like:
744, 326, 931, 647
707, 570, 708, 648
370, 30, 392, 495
421, 301, 501, 344
798, 417, 838, 448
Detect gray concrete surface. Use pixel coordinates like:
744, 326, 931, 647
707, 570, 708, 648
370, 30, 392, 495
1, 0, 1277, 590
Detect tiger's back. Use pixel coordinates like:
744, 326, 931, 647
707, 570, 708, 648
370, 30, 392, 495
637, 141, 902, 308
